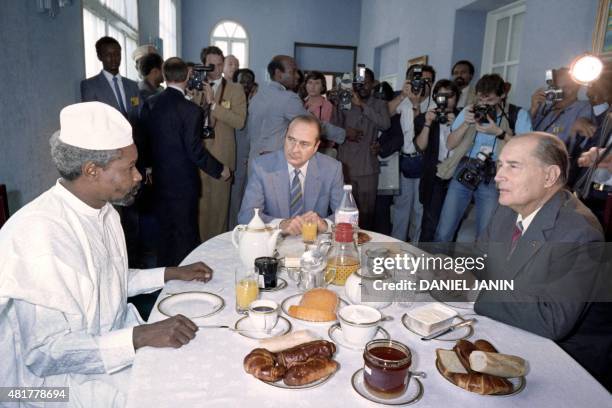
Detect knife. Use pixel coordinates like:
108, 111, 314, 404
421, 318, 476, 341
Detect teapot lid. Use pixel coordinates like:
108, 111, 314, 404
247, 208, 266, 230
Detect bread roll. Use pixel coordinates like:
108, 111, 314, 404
276, 340, 336, 368
469, 351, 527, 378
474, 339, 498, 353
283, 357, 339, 386
258, 330, 320, 353
453, 340, 477, 372
437, 349, 468, 375
288, 288, 339, 322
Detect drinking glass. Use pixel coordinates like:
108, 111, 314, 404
235, 267, 259, 314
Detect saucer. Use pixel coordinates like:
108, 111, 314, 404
234, 315, 292, 339
260, 277, 288, 292
328, 323, 390, 351
351, 368, 424, 405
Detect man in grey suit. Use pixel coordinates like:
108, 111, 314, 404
474, 132, 611, 390
81, 36, 141, 127
247, 55, 345, 161
239, 115, 344, 236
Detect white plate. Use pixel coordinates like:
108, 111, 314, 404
351, 368, 424, 406
157, 291, 224, 319
401, 314, 474, 342
435, 358, 526, 396
260, 364, 339, 390
328, 323, 390, 351
280, 293, 348, 326
260, 277, 288, 292
234, 315, 292, 339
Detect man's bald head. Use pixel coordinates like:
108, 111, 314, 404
267, 55, 298, 89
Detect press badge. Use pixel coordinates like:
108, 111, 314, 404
221, 100, 231, 109
130, 96, 140, 106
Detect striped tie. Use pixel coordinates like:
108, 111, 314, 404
112, 77, 128, 117
289, 169, 303, 217
509, 221, 523, 255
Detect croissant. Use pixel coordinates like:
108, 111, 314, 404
276, 340, 336, 368
451, 372, 513, 395
283, 357, 339, 386
243, 348, 286, 382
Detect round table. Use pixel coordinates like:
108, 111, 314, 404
126, 231, 610, 408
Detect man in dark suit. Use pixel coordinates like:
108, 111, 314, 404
80, 36, 141, 126
474, 132, 611, 390
141, 57, 230, 267
239, 115, 344, 236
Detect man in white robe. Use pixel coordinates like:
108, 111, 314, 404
0, 102, 214, 407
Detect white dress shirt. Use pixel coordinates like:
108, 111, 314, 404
516, 206, 543, 234
0, 180, 165, 407
396, 97, 431, 154
102, 70, 127, 110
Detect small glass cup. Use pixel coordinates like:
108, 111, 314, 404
235, 267, 259, 314
302, 220, 318, 244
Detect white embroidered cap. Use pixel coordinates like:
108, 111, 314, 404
59, 102, 133, 150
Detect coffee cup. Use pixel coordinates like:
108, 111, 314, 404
338, 305, 381, 345
248, 299, 279, 330
254, 257, 279, 289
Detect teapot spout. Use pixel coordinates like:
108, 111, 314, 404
268, 229, 281, 253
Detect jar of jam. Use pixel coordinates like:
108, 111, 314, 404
363, 339, 412, 399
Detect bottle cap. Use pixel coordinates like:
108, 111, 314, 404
335, 223, 354, 242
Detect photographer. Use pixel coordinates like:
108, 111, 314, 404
336, 68, 390, 230
434, 74, 532, 242
388, 64, 435, 243
191, 46, 247, 241
414, 79, 460, 242
530, 67, 591, 143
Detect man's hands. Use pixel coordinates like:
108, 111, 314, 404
530, 88, 547, 116
220, 165, 232, 181
351, 91, 364, 108
424, 110, 436, 126
279, 211, 327, 235
570, 117, 597, 139
345, 127, 363, 143
202, 82, 215, 105
133, 315, 198, 349
475, 115, 503, 136
463, 104, 476, 125
578, 147, 612, 171
165, 262, 214, 283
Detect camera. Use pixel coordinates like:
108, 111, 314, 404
472, 104, 497, 124
333, 73, 354, 111
434, 92, 451, 124
544, 69, 564, 105
187, 63, 214, 91
456, 151, 495, 190
410, 65, 431, 97
355, 64, 366, 84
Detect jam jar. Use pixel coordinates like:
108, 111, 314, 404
363, 339, 412, 399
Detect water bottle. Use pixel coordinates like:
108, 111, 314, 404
335, 184, 359, 227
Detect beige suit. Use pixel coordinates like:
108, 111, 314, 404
197, 79, 247, 241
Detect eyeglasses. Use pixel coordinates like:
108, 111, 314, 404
286, 136, 315, 149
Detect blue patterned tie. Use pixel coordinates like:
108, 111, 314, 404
112, 76, 128, 117
289, 169, 303, 217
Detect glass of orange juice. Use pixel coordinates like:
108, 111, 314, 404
302, 220, 318, 244
235, 267, 259, 314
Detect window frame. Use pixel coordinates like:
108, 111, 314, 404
82, 0, 139, 80
210, 20, 249, 67
159, 0, 178, 59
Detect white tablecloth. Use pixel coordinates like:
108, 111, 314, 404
126, 232, 610, 408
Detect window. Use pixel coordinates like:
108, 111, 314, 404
481, 1, 526, 104
159, 0, 178, 59
210, 20, 248, 67
82, 0, 139, 80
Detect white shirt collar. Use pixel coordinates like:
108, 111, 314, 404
102, 70, 122, 81
516, 206, 543, 234
53, 179, 111, 218
167, 84, 185, 95
287, 161, 309, 178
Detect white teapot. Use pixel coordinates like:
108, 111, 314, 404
232, 208, 281, 267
